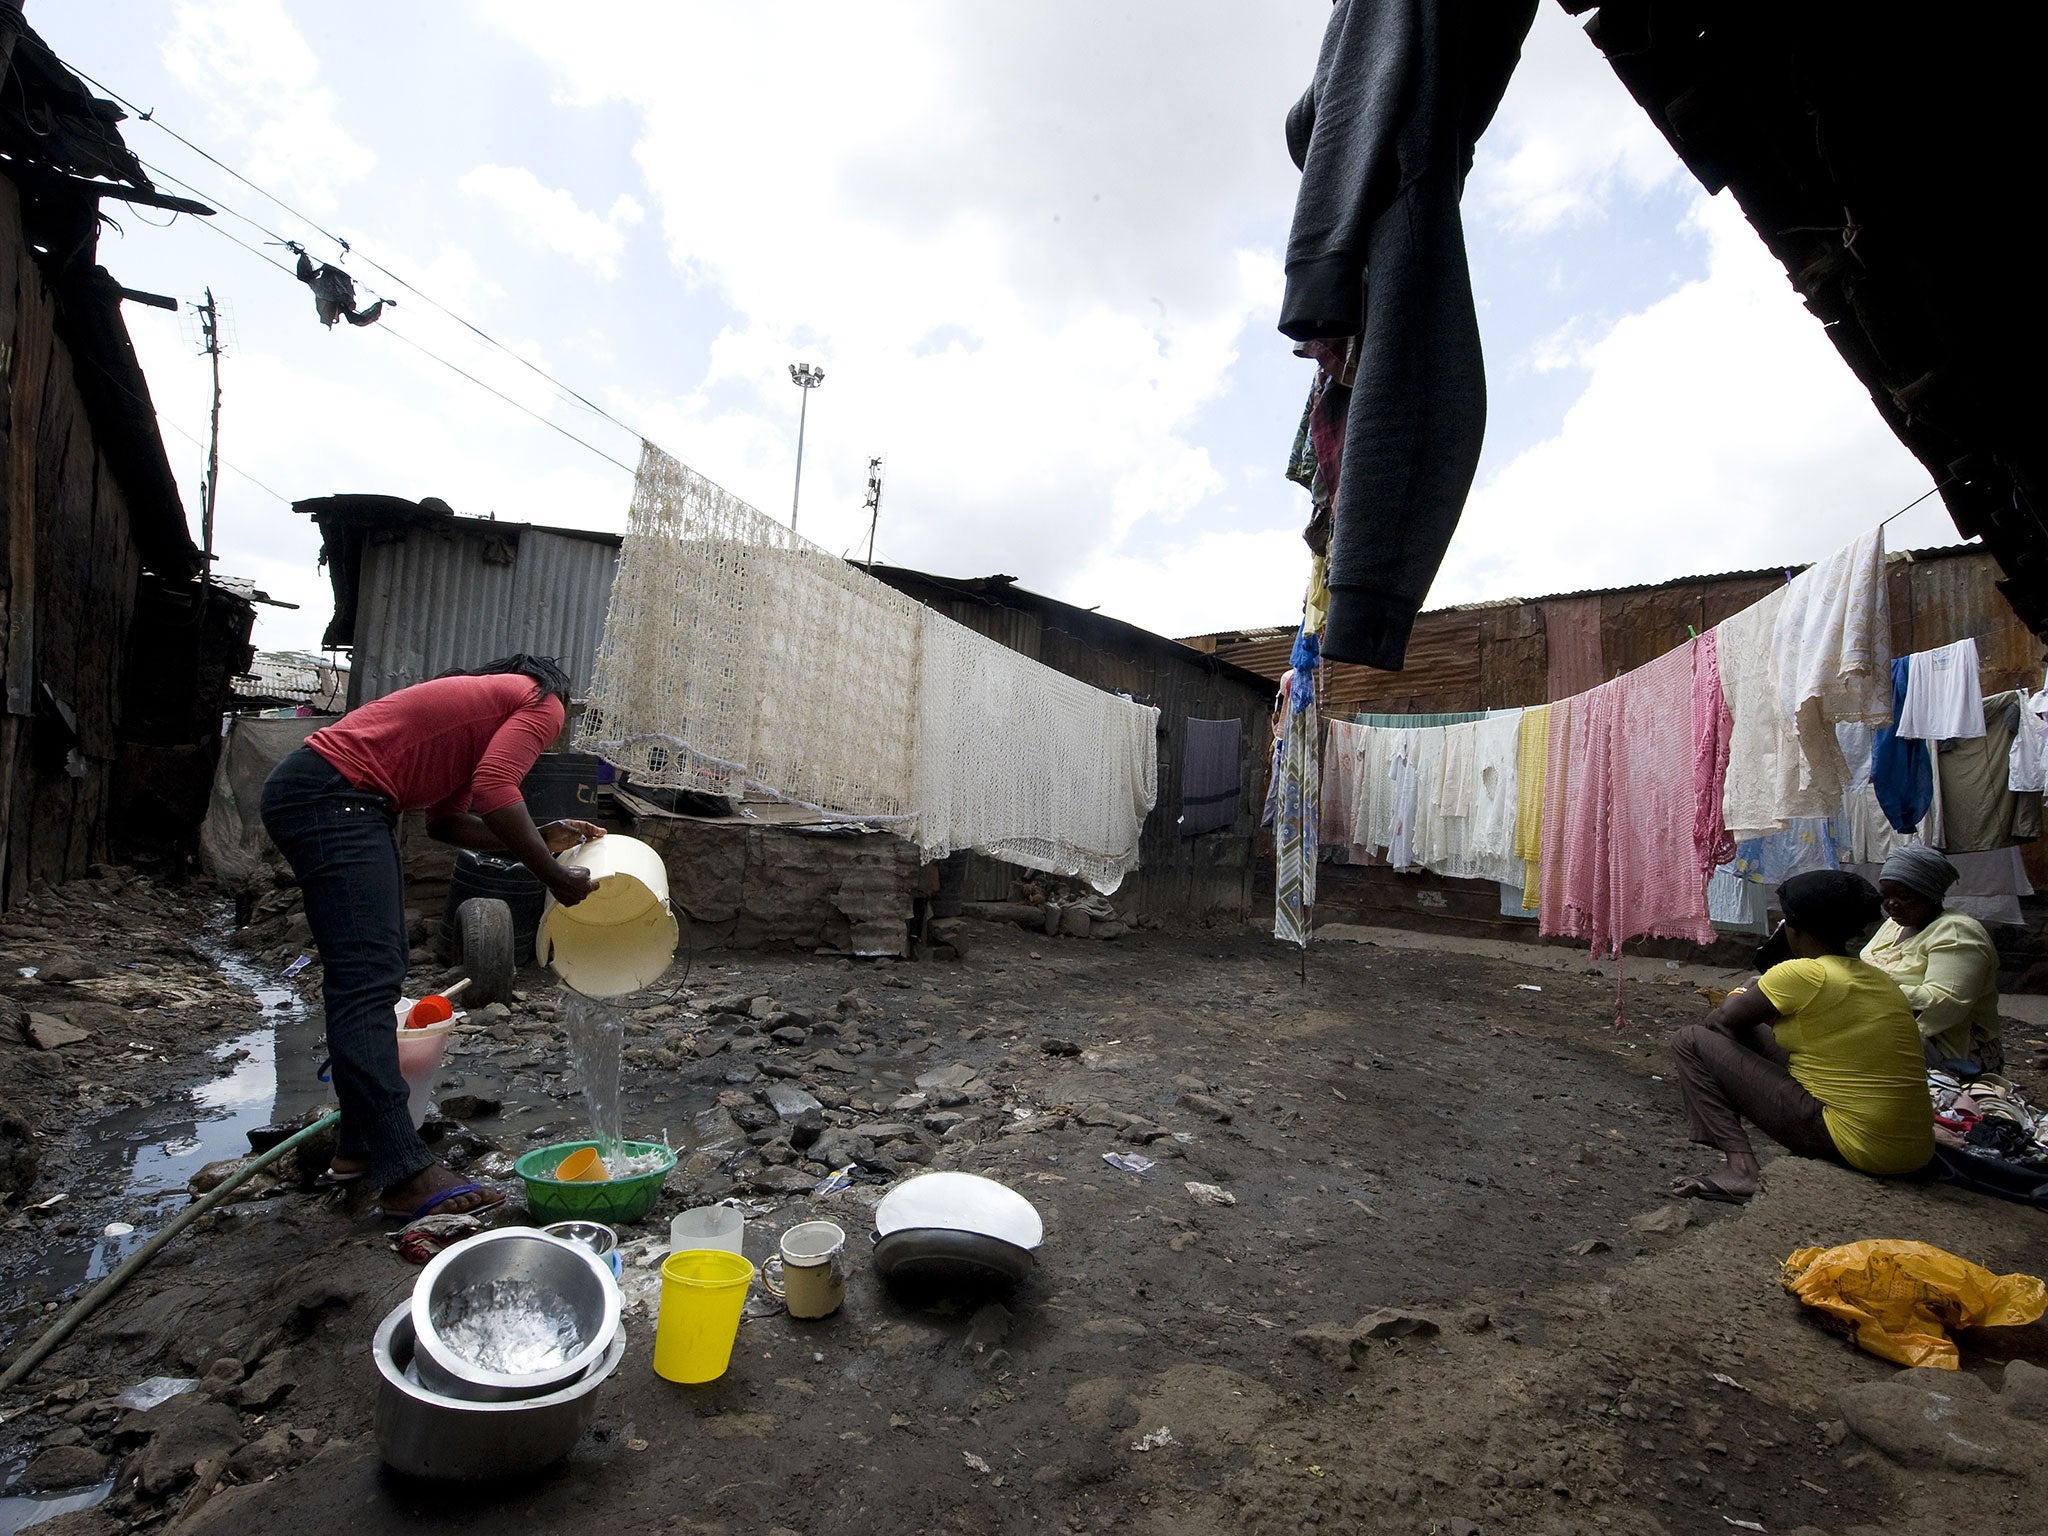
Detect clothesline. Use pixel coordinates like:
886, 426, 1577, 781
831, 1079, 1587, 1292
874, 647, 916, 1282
1275, 524, 2046, 969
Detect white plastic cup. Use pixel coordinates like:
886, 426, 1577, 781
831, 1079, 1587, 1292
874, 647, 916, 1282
537, 834, 679, 997
670, 1203, 744, 1256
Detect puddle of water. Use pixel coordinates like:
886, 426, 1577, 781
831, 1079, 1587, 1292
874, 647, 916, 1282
0, 1478, 115, 1536
2, 928, 332, 1303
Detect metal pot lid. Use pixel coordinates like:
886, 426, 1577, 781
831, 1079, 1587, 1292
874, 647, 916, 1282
873, 1172, 1043, 1249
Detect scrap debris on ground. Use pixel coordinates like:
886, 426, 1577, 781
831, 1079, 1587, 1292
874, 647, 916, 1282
3, 869, 2048, 1536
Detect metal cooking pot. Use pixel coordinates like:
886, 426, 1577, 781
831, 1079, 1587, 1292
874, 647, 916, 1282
411, 1228, 621, 1402
373, 1303, 625, 1480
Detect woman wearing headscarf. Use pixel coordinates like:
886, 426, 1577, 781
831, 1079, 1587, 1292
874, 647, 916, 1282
1860, 845, 2003, 1071
1669, 870, 1932, 1201
261, 656, 604, 1221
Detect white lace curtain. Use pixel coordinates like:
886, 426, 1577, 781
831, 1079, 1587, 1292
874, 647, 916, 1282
581, 443, 1158, 892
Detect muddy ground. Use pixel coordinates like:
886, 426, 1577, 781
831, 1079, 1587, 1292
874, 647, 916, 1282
5, 872, 2048, 1536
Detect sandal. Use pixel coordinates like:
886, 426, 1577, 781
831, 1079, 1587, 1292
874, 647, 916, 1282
376, 1181, 505, 1223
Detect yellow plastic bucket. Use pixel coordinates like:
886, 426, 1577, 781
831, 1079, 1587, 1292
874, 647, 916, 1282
653, 1249, 755, 1384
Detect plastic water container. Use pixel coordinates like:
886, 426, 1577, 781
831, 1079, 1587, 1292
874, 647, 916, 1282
394, 1002, 461, 1128
536, 835, 678, 997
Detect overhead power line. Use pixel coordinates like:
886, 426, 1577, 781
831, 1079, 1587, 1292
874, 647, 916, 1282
174, 188, 637, 476
70, 58, 644, 444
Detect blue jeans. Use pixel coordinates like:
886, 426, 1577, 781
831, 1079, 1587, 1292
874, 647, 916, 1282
260, 747, 430, 1190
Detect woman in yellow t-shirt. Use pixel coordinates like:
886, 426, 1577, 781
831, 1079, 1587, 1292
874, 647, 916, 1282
1670, 870, 1933, 1201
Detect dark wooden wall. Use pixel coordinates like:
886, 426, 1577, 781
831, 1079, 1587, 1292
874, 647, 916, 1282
1, 177, 145, 906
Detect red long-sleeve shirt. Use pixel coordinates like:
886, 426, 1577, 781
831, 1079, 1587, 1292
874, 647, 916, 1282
306, 674, 565, 818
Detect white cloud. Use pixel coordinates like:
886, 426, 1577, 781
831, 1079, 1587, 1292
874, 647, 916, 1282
161, 0, 373, 214
1069, 528, 1312, 642
479, 1, 1317, 588
1434, 193, 1940, 606
460, 166, 645, 278
1468, 4, 1683, 236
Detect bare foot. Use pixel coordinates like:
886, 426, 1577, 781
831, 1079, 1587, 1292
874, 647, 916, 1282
1671, 1169, 1758, 1202
377, 1160, 503, 1219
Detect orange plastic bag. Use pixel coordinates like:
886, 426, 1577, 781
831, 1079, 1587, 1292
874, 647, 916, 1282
1781, 1239, 2047, 1369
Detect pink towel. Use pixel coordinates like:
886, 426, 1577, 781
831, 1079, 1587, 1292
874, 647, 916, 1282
1540, 640, 1714, 960
1693, 627, 1735, 875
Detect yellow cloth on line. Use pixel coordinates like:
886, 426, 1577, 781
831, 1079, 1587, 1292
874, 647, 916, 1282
1513, 704, 1551, 909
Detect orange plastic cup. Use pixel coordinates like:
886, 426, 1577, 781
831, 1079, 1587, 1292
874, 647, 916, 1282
555, 1147, 611, 1182
406, 995, 454, 1028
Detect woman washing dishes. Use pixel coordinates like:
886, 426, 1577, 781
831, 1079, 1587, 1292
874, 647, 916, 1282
1668, 871, 1932, 1201
260, 656, 604, 1220
1860, 846, 2004, 1073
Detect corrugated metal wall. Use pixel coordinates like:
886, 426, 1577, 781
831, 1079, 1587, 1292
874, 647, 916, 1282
348, 527, 618, 706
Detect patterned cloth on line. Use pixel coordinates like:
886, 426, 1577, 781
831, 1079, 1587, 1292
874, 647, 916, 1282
1178, 717, 1244, 837
1273, 629, 1321, 947
1539, 640, 1714, 960
584, 442, 1158, 892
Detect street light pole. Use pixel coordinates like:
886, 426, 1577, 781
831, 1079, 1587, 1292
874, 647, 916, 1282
788, 361, 825, 534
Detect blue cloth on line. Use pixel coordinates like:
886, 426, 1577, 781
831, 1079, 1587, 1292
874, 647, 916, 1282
1872, 655, 1933, 834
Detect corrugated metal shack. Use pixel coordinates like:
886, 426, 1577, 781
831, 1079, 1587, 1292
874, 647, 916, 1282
300, 494, 619, 709
1185, 545, 2046, 959
1, 12, 254, 906
867, 566, 1277, 921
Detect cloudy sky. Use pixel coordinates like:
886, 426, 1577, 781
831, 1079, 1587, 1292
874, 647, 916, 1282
41, 1, 1948, 657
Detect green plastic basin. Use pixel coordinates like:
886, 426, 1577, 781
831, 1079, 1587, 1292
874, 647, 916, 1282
515, 1139, 675, 1226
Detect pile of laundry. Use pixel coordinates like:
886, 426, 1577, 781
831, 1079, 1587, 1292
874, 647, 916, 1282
1931, 1070, 2048, 1172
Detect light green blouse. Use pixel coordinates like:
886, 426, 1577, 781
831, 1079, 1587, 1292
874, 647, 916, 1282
1860, 911, 2002, 1062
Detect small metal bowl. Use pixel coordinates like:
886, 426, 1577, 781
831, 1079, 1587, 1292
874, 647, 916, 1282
544, 1220, 623, 1277
373, 1303, 625, 1480
410, 1228, 620, 1403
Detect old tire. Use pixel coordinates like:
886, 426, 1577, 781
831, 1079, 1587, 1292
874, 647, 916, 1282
455, 898, 516, 1006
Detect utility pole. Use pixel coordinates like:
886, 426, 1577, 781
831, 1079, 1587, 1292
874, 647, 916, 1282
197, 287, 223, 592
787, 361, 824, 534
862, 456, 885, 570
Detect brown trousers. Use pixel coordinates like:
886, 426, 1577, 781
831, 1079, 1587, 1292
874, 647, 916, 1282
1669, 1022, 1840, 1163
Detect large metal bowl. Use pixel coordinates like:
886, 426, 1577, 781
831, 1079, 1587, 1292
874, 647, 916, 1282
410, 1228, 621, 1402
373, 1302, 625, 1480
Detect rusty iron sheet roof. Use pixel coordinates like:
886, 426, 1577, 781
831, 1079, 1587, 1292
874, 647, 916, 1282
1566, 0, 2048, 640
